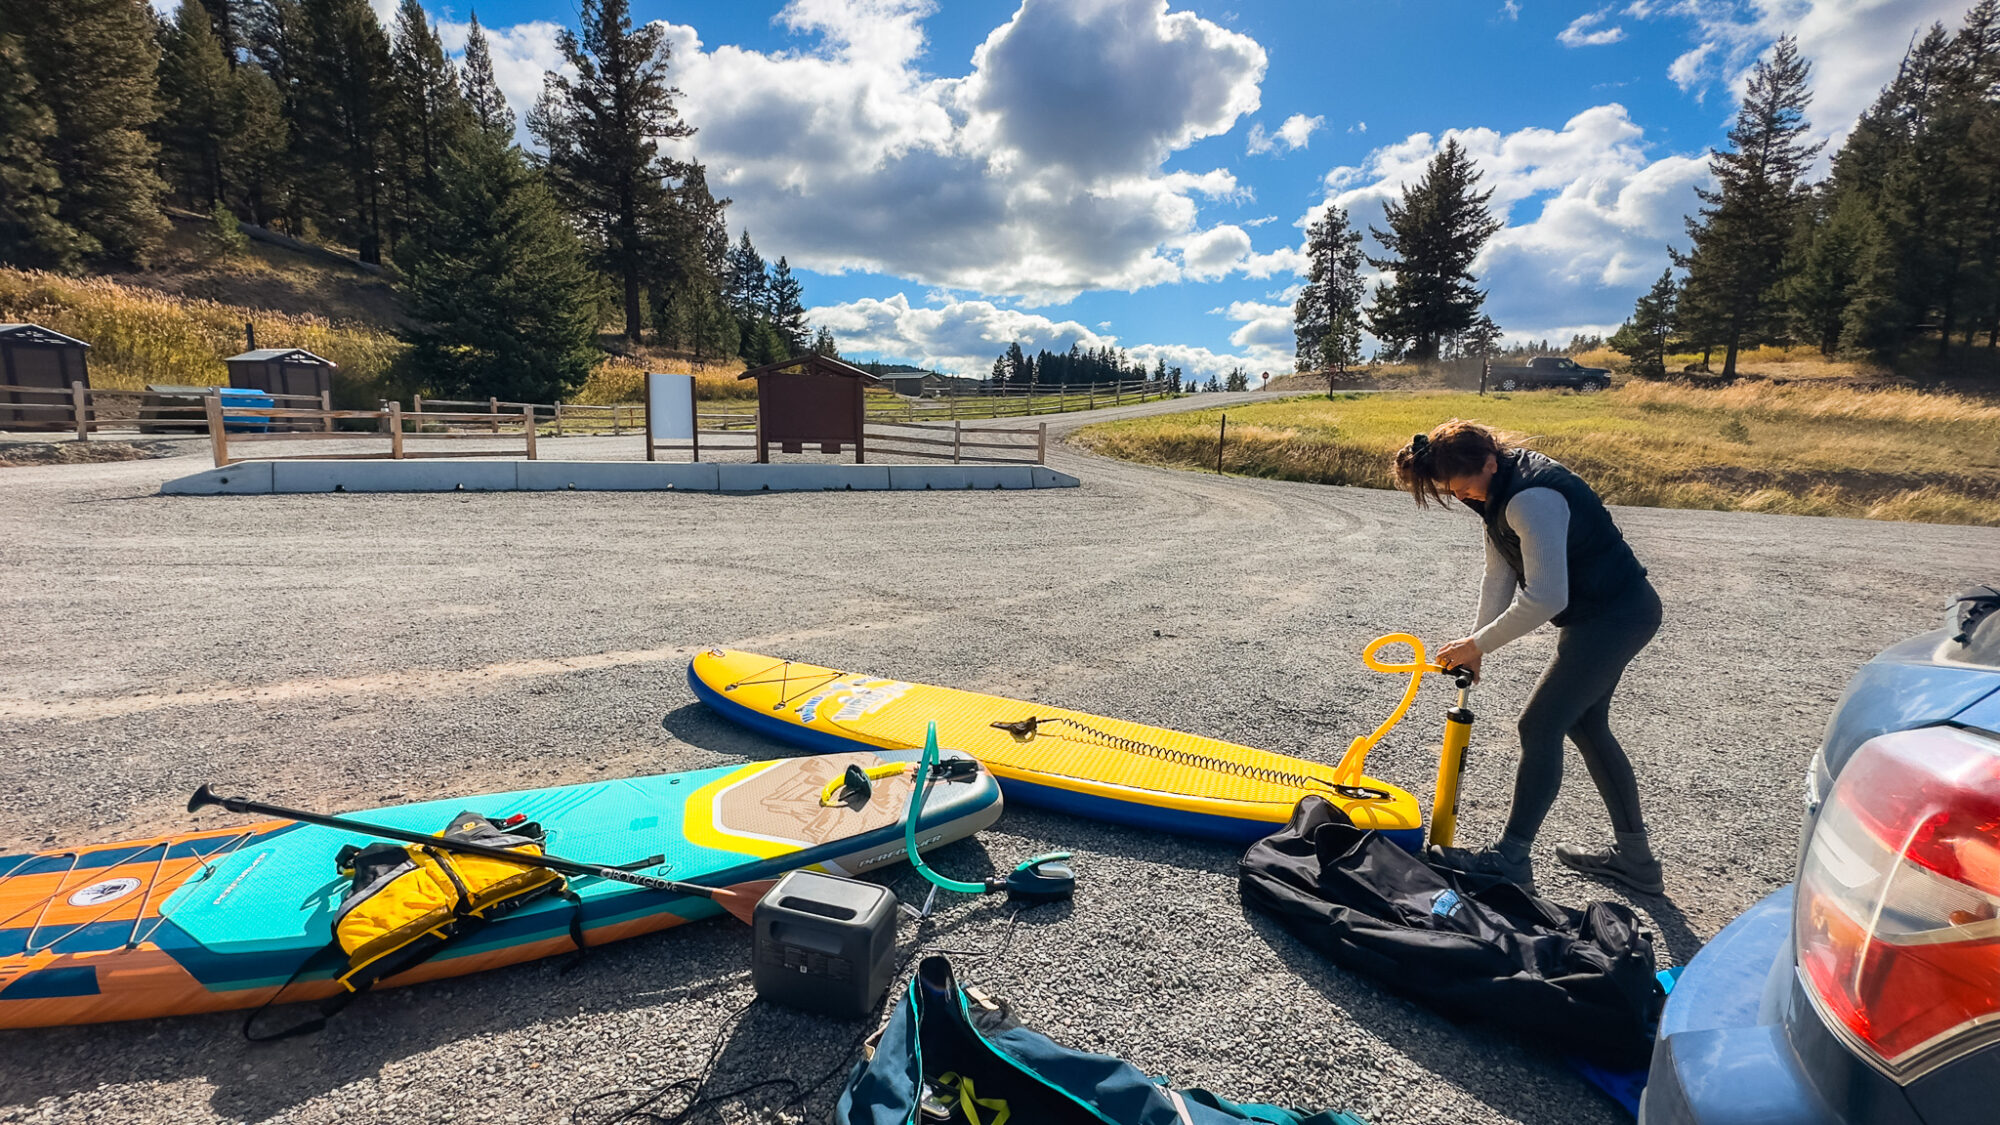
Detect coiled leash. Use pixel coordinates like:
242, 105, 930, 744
989, 714, 1393, 802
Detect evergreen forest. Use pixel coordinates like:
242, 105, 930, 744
0, 0, 823, 403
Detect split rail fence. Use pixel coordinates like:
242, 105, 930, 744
0, 381, 334, 439
203, 397, 537, 467
4, 378, 1170, 445
862, 420, 1047, 464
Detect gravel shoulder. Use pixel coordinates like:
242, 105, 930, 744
1, 395, 1992, 1124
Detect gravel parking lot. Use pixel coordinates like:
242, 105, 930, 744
2, 396, 1995, 1124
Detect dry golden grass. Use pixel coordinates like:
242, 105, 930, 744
0, 268, 405, 405
1075, 383, 2000, 527
572, 350, 747, 405
0, 268, 756, 410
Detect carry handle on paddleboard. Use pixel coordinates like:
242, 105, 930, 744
186, 786, 769, 923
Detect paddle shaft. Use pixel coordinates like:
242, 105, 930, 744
188, 785, 726, 901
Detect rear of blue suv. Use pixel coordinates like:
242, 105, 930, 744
1641, 587, 2000, 1125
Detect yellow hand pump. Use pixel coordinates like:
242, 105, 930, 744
1332, 633, 1478, 848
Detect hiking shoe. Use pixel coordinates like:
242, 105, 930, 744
1555, 842, 1665, 895
1426, 844, 1535, 893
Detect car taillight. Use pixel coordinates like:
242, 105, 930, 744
1794, 725, 2000, 1082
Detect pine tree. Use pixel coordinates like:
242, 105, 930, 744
194, 0, 240, 63
1463, 313, 1502, 361
1004, 342, 1029, 386
228, 62, 289, 225
400, 126, 598, 402
1609, 269, 1678, 378
460, 11, 512, 137
6, 0, 170, 265
0, 29, 85, 269
1363, 139, 1502, 363
1293, 204, 1366, 374
158, 0, 238, 206
529, 0, 694, 340
1224, 367, 1249, 391
387, 0, 469, 251
768, 257, 807, 355
811, 325, 839, 357
1783, 189, 1876, 354
724, 232, 769, 319
1675, 37, 1820, 376
289, 0, 393, 262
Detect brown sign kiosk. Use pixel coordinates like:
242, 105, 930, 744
738, 354, 880, 463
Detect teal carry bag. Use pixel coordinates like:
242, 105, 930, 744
834, 956, 1365, 1125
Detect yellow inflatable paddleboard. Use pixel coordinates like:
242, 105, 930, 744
689, 648, 1424, 849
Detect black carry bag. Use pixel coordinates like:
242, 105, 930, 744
835, 955, 1366, 1125
1239, 797, 1662, 1069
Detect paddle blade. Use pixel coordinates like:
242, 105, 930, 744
709, 879, 777, 925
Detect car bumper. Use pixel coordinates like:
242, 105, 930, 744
1639, 885, 1841, 1125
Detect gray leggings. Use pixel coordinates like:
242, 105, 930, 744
1503, 580, 1661, 843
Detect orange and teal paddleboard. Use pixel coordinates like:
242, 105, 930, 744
0, 749, 1000, 1029
689, 649, 1423, 849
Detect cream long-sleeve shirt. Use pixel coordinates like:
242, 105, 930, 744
1471, 487, 1571, 652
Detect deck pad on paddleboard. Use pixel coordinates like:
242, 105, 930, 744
689, 649, 1422, 847
0, 750, 999, 1028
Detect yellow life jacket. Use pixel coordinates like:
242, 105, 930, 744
333, 812, 570, 991
246, 811, 579, 1040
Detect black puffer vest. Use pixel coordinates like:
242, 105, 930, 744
1464, 450, 1647, 626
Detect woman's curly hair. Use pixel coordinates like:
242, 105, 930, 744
1391, 419, 1512, 507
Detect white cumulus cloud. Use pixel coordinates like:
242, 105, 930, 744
807, 292, 1279, 379
1558, 8, 1627, 46
625, 0, 1267, 303
1310, 104, 1710, 341
1247, 112, 1325, 154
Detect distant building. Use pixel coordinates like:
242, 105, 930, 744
878, 371, 949, 397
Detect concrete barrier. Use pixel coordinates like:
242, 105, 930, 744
161, 461, 275, 495
163, 460, 1078, 495
517, 461, 720, 491
717, 463, 892, 491
272, 460, 520, 493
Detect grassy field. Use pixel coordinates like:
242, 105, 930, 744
1075, 382, 2000, 526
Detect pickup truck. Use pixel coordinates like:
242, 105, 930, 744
1486, 356, 1610, 391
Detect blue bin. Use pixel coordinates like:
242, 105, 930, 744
217, 387, 275, 432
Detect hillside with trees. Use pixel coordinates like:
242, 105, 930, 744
0, 0, 832, 405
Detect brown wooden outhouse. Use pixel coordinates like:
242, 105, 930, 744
0, 323, 91, 431
738, 354, 881, 463
225, 348, 336, 399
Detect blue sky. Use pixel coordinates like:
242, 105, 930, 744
345, 0, 1964, 376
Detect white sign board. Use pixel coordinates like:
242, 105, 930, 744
647, 372, 695, 441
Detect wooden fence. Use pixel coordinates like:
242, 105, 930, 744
5, 377, 1170, 443
863, 420, 1047, 465
0, 381, 332, 439
646, 411, 757, 461
205, 397, 536, 467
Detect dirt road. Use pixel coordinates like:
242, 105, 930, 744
1, 396, 1991, 1123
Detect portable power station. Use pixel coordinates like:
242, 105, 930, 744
751, 871, 897, 1019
